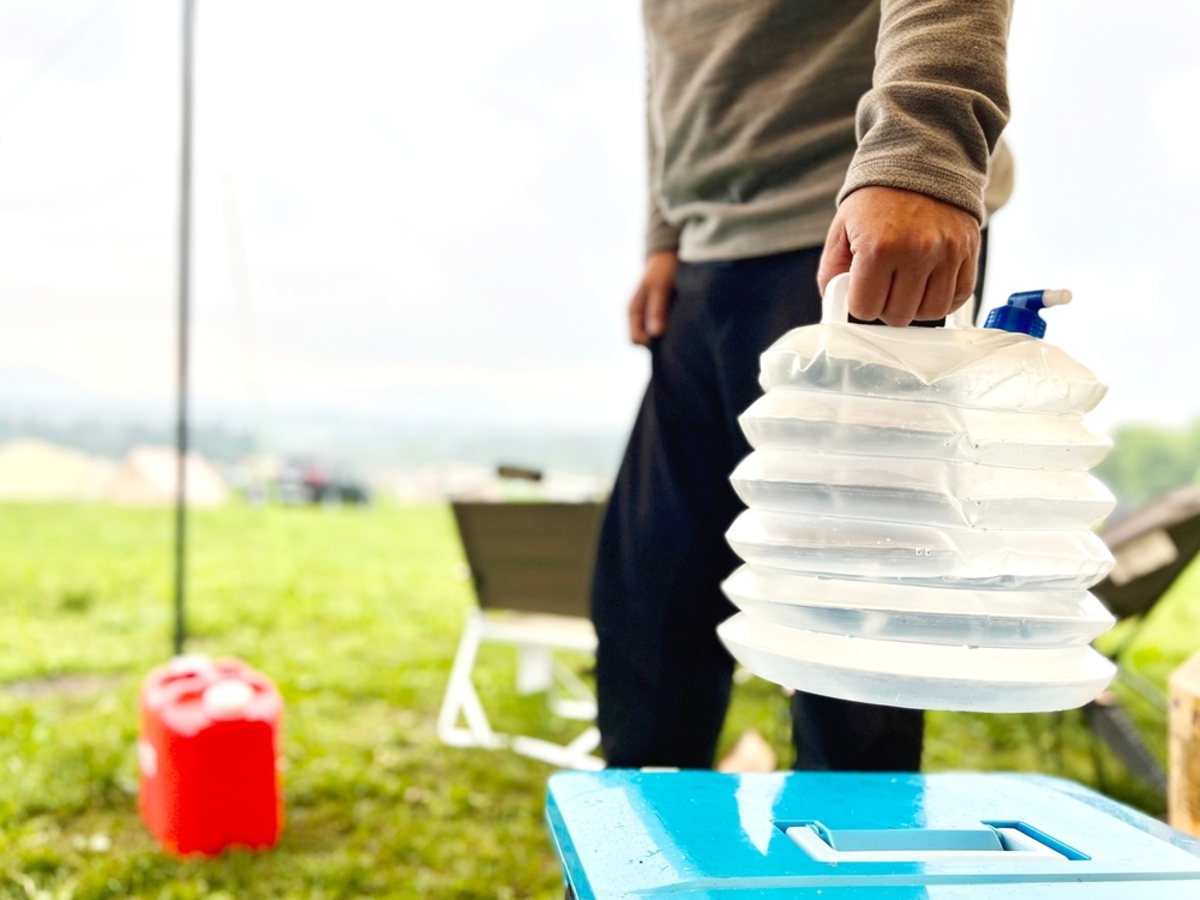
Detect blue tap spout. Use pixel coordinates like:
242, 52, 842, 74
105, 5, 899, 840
983, 289, 1072, 339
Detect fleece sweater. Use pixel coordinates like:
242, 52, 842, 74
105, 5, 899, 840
644, 0, 1013, 261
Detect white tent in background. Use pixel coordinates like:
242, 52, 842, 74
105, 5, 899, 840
0, 439, 115, 501
105, 445, 227, 508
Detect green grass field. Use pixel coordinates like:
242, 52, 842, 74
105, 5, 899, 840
2, 502, 1198, 898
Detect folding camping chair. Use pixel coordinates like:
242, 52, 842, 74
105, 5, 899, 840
1085, 484, 1200, 798
437, 498, 606, 770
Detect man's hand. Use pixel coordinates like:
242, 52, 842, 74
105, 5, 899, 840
817, 186, 980, 326
628, 250, 679, 345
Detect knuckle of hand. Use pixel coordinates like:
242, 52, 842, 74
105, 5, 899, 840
907, 234, 940, 259
853, 240, 882, 263
854, 232, 897, 262
905, 239, 932, 260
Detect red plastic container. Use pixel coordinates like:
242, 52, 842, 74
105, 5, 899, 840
138, 656, 283, 855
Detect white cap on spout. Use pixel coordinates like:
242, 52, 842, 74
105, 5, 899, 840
1041, 289, 1072, 307
202, 678, 255, 720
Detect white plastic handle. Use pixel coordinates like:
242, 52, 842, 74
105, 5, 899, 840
821, 272, 851, 324
947, 302, 976, 329
820, 271, 976, 328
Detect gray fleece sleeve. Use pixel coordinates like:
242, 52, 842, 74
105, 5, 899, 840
645, 68, 682, 256
839, 0, 1012, 222
647, 192, 681, 256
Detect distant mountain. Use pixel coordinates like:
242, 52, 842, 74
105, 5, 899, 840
0, 367, 626, 474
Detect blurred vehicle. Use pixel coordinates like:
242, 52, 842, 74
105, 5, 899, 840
277, 460, 369, 506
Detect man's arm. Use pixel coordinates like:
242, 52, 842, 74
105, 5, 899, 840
818, 0, 1012, 325
629, 192, 681, 347
629, 248, 677, 346
630, 70, 682, 347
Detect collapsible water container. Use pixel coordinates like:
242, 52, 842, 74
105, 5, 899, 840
717, 275, 1118, 712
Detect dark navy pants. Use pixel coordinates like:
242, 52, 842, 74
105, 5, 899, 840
591, 245, 928, 771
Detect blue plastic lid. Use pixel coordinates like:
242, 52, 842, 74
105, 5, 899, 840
984, 290, 1072, 338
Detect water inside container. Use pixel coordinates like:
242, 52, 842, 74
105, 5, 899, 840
739, 389, 1111, 470
721, 565, 1114, 648
758, 323, 1106, 414
730, 449, 1115, 529
718, 612, 1116, 713
725, 508, 1114, 590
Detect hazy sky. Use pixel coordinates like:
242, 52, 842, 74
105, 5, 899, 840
1, 0, 1198, 435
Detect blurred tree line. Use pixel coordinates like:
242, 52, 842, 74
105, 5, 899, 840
1096, 421, 1200, 515
0, 416, 255, 463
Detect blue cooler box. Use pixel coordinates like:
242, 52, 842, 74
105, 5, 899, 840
545, 770, 1200, 898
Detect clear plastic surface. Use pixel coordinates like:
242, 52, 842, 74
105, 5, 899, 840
730, 450, 1115, 529
758, 323, 1107, 414
717, 612, 1116, 712
739, 389, 1112, 470
726, 302, 1117, 712
725, 509, 1114, 590
721, 565, 1115, 648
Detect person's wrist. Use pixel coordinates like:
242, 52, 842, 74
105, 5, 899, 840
645, 250, 677, 279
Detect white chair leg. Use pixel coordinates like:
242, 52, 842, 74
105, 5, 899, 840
548, 654, 598, 720
437, 610, 604, 768
437, 611, 503, 749
511, 730, 605, 771
516, 644, 554, 695
565, 726, 602, 757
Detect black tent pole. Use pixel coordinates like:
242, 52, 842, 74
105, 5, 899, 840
173, 0, 195, 657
